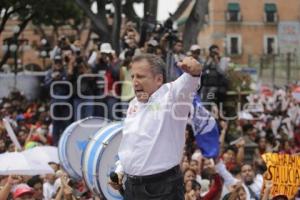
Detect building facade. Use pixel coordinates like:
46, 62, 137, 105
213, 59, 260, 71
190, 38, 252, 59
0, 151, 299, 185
198, 0, 300, 64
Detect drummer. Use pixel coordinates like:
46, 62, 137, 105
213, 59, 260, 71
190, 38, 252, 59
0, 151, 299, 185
109, 54, 202, 200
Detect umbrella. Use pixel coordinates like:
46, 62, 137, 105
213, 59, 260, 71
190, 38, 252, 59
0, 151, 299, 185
0, 152, 54, 175
22, 146, 59, 164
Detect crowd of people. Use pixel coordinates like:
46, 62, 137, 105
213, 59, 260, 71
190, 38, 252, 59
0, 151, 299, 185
0, 18, 299, 199
181, 85, 300, 200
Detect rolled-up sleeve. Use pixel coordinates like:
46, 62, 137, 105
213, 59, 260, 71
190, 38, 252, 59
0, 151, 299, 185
170, 73, 200, 117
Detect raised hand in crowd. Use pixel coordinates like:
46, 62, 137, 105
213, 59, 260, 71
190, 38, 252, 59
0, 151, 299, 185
55, 173, 73, 200
261, 180, 273, 200
219, 120, 228, 149
0, 175, 22, 200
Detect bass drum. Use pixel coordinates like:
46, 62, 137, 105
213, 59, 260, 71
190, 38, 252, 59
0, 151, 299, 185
58, 117, 109, 180
82, 122, 123, 199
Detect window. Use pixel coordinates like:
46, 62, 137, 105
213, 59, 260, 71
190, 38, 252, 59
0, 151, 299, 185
231, 37, 238, 54
264, 35, 278, 55
226, 35, 242, 55
264, 3, 277, 23
227, 3, 241, 22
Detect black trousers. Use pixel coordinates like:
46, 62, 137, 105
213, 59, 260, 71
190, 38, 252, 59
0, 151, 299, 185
123, 166, 184, 200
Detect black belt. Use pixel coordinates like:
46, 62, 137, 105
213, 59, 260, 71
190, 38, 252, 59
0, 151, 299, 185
126, 165, 181, 184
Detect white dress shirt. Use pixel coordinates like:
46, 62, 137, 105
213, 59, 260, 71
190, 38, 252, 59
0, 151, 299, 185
118, 73, 200, 176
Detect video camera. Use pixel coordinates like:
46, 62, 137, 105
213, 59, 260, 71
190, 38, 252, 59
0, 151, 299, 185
209, 44, 220, 58
144, 18, 178, 44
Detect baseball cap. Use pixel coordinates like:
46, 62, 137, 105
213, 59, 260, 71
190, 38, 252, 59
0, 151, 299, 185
13, 184, 34, 199
100, 43, 113, 54
190, 44, 200, 51
147, 39, 158, 47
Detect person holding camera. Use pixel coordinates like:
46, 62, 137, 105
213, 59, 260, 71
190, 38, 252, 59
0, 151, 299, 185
199, 44, 229, 109
49, 36, 72, 61
44, 55, 71, 145
67, 52, 96, 121
109, 54, 202, 200
92, 43, 120, 120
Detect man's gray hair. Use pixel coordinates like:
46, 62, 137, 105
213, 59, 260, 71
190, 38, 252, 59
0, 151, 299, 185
131, 53, 166, 83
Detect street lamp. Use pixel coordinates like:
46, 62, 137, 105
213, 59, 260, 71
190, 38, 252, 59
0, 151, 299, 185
40, 50, 47, 68
10, 43, 18, 90
39, 38, 50, 69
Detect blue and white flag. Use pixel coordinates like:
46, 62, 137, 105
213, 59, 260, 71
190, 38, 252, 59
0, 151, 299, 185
191, 95, 220, 158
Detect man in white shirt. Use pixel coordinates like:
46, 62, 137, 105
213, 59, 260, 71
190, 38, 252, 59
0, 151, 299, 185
109, 54, 202, 200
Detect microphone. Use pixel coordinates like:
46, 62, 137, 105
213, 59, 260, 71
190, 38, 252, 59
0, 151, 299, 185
109, 172, 124, 196
110, 172, 119, 183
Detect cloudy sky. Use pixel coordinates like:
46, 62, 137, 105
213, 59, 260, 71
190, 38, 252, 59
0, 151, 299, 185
134, 0, 183, 21
93, 0, 183, 22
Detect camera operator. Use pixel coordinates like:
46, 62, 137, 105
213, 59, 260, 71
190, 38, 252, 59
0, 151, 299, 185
119, 38, 141, 60
44, 55, 71, 145
49, 36, 71, 60
160, 36, 185, 81
145, 39, 159, 54
199, 44, 229, 110
67, 52, 95, 121
92, 43, 120, 120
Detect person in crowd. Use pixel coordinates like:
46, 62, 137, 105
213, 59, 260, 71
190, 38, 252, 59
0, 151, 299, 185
119, 50, 135, 116
199, 44, 228, 110
49, 36, 72, 61
225, 185, 249, 200
190, 44, 205, 64
44, 55, 71, 145
0, 175, 22, 200
43, 173, 57, 200
27, 176, 43, 200
91, 43, 120, 120
240, 163, 263, 199
13, 184, 35, 200
67, 53, 95, 120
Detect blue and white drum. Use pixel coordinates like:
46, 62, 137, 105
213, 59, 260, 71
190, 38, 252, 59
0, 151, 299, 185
58, 117, 109, 180
82, 122, 123, 199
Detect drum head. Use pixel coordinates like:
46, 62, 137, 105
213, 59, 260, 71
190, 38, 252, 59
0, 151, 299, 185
82, 122, 123, 199
58, 117, 109, 180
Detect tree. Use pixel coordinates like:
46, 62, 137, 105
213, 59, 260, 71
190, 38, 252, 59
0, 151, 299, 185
0, 0, 35, 69
183, 0, 209, 50
74, 0, 111, 42
0, 0, 24, 34
0, 0, 86, 69
74, 0, 158, 52
32, 0, 86, 40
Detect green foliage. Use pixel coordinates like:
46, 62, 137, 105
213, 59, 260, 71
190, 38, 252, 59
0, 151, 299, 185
227, 69, 252, 91
31, 0, 84, 27
0, 0, 84, 28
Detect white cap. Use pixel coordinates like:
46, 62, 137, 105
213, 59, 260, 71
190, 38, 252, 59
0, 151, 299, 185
100, 43, 113, 54
148, 39, 158, 47
190, 44, 200, 51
